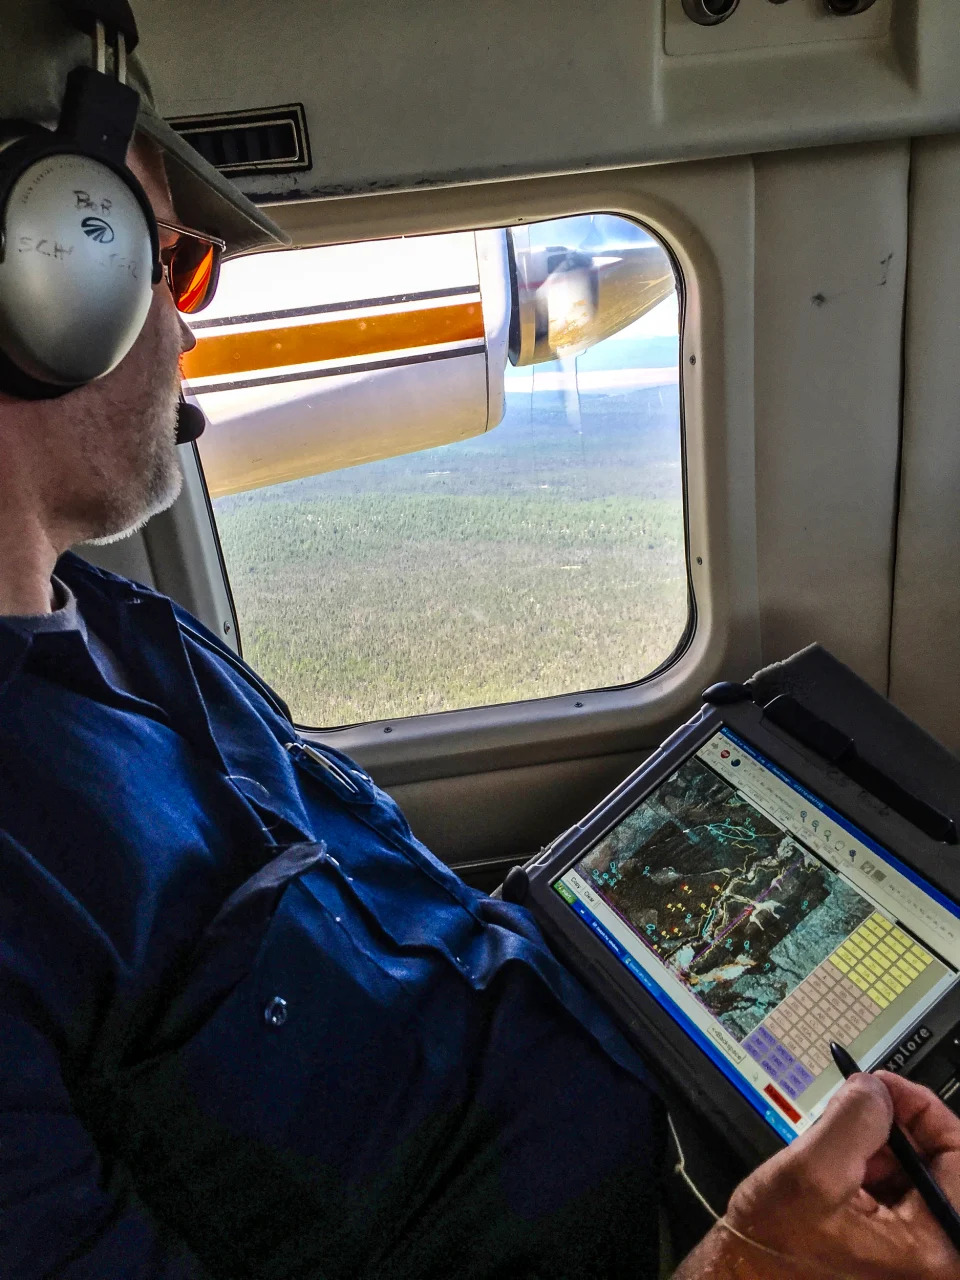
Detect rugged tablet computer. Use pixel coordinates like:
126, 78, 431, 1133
521, 657, 960, 1166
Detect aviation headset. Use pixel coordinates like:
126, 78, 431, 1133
0, 0, 205, 441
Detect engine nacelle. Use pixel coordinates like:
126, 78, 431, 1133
507, 215, 676, 367
186, 215, 677, 498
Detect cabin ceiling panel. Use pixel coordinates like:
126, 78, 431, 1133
137, 0, 959, 202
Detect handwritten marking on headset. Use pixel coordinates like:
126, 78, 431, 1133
16, 235, 139, 279
11, 192, 139, 274
17, 237, 73, 260
74, 190, 113, 216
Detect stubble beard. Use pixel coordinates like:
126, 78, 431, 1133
71, 300, 186, 547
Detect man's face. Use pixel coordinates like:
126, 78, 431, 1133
64, 140, 198, 546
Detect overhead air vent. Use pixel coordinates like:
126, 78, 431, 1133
168, 104, 311, 177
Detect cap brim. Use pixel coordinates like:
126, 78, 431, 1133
138, 108, 291, 257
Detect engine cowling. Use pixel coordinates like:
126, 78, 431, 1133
508, 214, 676, 367
186, 215, 677, 498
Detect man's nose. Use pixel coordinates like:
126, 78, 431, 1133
178, 312, 197, 354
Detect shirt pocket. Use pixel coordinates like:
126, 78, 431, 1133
284, 738, 377, 805
286, 737, 483, 909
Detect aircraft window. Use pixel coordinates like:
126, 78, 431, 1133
188, 213, 688, 726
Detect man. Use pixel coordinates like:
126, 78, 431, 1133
0, 6, 958, 1278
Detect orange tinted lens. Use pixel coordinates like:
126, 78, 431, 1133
171, 240, 216, 314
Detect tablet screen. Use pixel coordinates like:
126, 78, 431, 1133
553, 728, 960, 1141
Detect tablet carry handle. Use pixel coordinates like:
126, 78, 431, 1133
703, 681, 958, 846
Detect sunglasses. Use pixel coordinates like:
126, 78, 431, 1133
156, 219, 226, 315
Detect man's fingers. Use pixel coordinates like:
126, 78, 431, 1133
779, 1075, 895, 1209
876, 1072, 960, 1160
864, 1147, 908, 1197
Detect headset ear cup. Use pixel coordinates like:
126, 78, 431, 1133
0, 119, 49, 143
0, 140, 157, 393
0, 345, 73, 401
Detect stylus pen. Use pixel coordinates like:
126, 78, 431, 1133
829, 1040, 960, 1254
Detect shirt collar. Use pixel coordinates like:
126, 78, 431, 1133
0, 627, 31, 696
56, 549, 163, 608
0, 569, 88, 695
0, 575, 87, 640
56, 550, 229, 769
0, 551, 155, 699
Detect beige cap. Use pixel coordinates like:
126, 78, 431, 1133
0, 2, 290, 256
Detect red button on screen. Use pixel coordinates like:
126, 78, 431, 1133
764, 1083, 801, 1124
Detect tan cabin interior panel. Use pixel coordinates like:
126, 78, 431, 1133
753, 141, 908, 694
81, 529, 156, 588
889, 135, 960, 755
81, 3, 960, 873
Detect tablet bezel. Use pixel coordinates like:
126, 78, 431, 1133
525, 698, 960, 1167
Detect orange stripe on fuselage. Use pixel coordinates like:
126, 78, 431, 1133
182, 302, 484, 382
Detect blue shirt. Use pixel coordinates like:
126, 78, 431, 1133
0, 553, 663, 1279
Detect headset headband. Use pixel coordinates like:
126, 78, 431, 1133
54, 1, 142, 169
60, 2, 207, 442
60, 0, 140, 54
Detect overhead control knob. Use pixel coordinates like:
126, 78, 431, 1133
824, 0, 877, 12
680, 0, 740, 24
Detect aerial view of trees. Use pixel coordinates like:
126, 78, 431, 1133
212, 358, 687, 728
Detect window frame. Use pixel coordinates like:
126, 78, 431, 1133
182, 159, 761, 784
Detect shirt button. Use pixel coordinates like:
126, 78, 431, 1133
263, 996, 288, 1028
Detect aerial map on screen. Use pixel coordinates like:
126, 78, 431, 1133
557, 729, 960, 1139
576, 755, 874, 1040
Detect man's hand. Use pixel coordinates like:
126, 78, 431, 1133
673, 1072, 960, 1279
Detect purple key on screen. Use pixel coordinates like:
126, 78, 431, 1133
743, 1033, 765, 1062
793, 1063, 815, 1090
